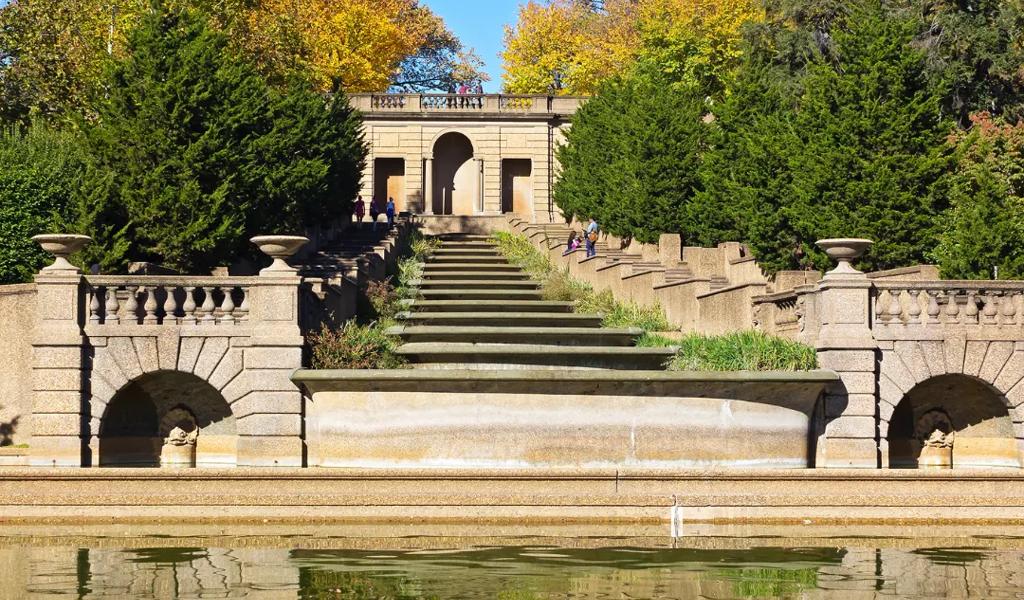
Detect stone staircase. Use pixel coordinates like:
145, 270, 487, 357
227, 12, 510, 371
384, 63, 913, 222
390, 234, 676, 370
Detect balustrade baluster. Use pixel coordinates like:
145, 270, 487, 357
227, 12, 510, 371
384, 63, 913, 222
944, 290, 960, 323
89, 287, 101, 324
926, 290, 941, 324
183, 287, 198, 324
907, 290, 923, 323
875, 290, 892, 322
237, 288, 250, 321
124, 286, 140, 324
104, 288, 120, 324
964, 291, 980, 324
142, 286, 159, 324
163, 286, 179, 324
1001, 291, 1018, 325
200, 286, 217, 323
982, 291, 999, 324
887, 289, 904, 322
220, 286, 236, 324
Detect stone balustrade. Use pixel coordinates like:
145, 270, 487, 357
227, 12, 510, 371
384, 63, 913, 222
85, 276, 256, 326
352, 93, 585, 116
873, 281, 1024, 332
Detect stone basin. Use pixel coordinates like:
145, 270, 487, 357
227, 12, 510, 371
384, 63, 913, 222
294, 369, 839, 470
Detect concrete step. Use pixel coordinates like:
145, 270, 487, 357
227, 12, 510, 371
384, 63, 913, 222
437, 234, 492, 241
417, 289, 545, 301
398, 299, 577, 313
420, 270, 532, 281
436, 241, 498, 249
411, 279, 541, 290
396, 343, 677, 370
427, 256, 510, 265
388, 325, 641, 346
396, 311, 603, 328
422, 262, 520, 272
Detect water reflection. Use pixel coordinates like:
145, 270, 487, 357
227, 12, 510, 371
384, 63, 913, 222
4, 540, 1024, 598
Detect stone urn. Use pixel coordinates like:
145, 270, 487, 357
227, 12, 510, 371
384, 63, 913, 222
250, 235, 309, 274
31, 234, 91, 272
816, 238, 873, 276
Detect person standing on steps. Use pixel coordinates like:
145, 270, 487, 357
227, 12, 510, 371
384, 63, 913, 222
585, 217, 599, 258
353, 196, 365, 229
386, 197, 396, 230
370, 200, 380, 232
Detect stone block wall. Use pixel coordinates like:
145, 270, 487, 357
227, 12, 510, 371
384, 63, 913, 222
0, 284, 36, 447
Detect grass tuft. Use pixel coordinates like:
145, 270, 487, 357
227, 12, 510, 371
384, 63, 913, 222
669, 330, 818, 372
308, 321, 406, 369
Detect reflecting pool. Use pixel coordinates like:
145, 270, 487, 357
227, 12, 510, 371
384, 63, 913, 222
3, 536, 1024, 598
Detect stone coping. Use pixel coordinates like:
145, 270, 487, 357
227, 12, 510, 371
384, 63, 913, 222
695, 280, 766, 300
1, 465, 1021, 481
0, 283, 35, 295
293, 368, 838, 414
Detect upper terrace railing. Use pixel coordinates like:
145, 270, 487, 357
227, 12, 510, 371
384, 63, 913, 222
85, 275, 256, 327
349, 93, 586, 116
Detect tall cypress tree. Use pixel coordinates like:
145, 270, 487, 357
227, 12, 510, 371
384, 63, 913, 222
554, 61, 706, 243
76, 4, 365, 273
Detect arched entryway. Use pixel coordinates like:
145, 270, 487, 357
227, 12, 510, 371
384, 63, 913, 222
887, 374, 1021, 469
432, 132, 478, 215
99, 371, 237, 467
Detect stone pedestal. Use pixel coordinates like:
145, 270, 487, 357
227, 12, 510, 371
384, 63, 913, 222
29, 271, 87, 466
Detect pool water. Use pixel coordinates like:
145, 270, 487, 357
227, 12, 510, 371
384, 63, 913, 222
4, 539, 1024, 598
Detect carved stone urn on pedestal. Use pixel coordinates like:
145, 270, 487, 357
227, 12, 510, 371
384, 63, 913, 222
31, 234, 91, 272
250, 235, 310, 274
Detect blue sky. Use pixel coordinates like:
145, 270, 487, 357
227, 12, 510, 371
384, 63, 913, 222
423, 0, 523, 92
0, 0, 522, 91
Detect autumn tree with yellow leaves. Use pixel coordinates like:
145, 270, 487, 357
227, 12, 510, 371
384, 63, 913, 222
501, 0, 763, 97
0, 0, 485, 121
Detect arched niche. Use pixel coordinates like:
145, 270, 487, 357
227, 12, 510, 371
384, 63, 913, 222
98, 371, 236, 467
887, 374, 1020, 469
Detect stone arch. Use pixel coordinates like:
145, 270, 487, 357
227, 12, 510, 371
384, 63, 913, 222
98, 370, 236, 467
885, 373, 1020, 469
431, 131, 477, 215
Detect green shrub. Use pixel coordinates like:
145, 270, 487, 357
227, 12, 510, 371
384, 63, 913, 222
0, 122, 84, 284
669, 330, 817, 372
365, 277, 400, 320
409, 231, 441, 261
308, 322, 406, 369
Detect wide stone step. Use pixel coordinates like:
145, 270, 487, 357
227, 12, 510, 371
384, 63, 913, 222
428, 256, 510, 264
418, 289, 545, 301
398, 299, 577, 313
437, 234, 492, 241
396, 311, 603, 328
420, 270, 532, 281
436, 241, 498, 250
422, 262, 520, 272
396, 343, 677, 370
388, 325, 641, 346
411, 279, 541, 290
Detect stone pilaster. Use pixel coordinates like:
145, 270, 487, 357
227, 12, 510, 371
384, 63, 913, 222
237, 273, 305, 467
814, 267, 880, 468
29, 270, 86, 466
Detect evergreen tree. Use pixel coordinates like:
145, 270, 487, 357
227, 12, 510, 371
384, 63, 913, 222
75, 4, 365, 273
697, 0, 951, 273
554, 61, 706, 243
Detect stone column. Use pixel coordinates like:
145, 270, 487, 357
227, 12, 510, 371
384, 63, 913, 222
477, 158, 485, 213
422, 157, 434, 215
814, 239, 879, 468
239, 236, 309, 467
29, 235, 90, 466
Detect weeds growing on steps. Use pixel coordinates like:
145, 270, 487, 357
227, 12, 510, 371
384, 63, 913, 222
307, 229, 440, 369
669, 330, 818, 371
491, 231, 669, 331
492, 230, 817, 371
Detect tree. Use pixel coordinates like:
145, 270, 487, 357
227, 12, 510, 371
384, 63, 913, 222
0, 122, 84, 283
696, 0, 952, 273
554, 60, 707, 242
500, 0, 762, 97
74, 4, 366, 273
934, 113, 1024, 279
240, 0, 486, 93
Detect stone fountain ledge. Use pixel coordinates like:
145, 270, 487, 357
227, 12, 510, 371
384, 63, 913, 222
294, 369, 841, 471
